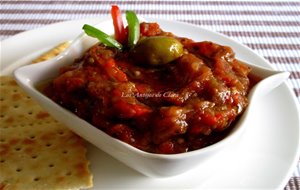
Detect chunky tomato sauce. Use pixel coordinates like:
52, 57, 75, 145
45, 23, 252, 154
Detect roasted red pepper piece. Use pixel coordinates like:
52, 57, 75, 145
111, 5, 127, 44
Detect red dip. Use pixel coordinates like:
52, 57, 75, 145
44, 23, 253, 154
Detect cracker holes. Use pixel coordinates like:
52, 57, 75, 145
27, 111, 33, 115
13, 105, 19, 109
33, 177, 40, 182
15, 147, 22, 151
0, 159, 5, 163
65, 171, 72, 176
57, 131, 65, 135
31, 155, 38, 159
45, 143, 52, 147
62, 150, 68, 154
0, 138, 5, 143
29, 135, 36, 139
16, 168, 22, 172
0, 97, 4, 101
48, 163, 54, 168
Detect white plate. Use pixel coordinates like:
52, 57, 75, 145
1, 18, 300, 189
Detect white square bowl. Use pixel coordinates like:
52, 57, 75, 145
13, 18, 289, 177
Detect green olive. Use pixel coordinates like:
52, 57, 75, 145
131, 36, 184, 66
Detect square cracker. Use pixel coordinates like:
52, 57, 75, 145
31, 42, 70, 64
0, 76, 93, 190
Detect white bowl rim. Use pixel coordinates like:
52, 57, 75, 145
13, 17, 289, 160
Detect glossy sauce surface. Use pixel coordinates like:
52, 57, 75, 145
44, 23, 253, 154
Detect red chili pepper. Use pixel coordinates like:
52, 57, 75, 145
104, 59, 128, 82
109, 124, 135, 144
157, 141, 174, 154
111, 5, 126, 44
113, 97, 152, 119
201, 113, 217, 126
